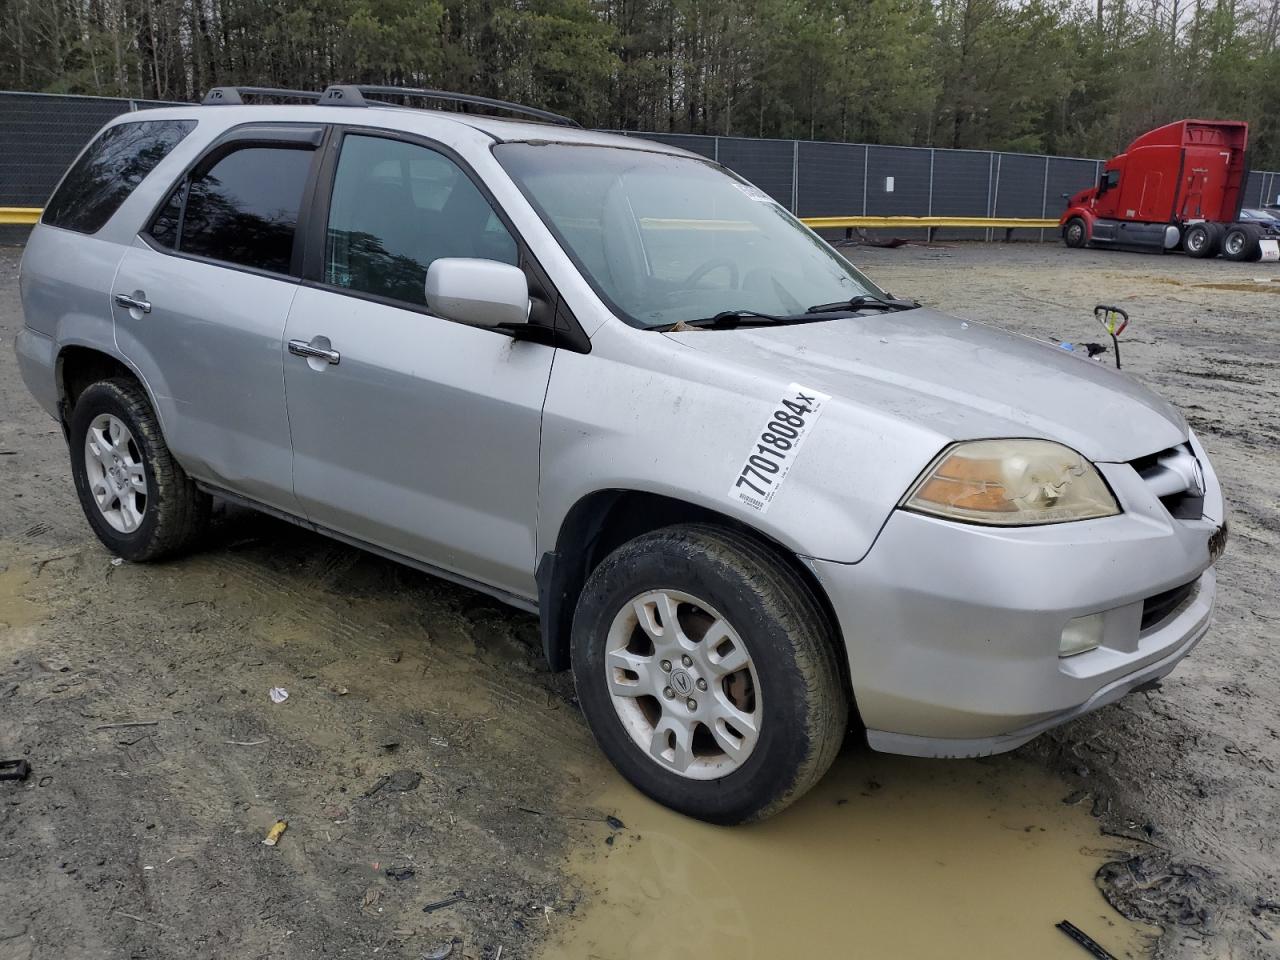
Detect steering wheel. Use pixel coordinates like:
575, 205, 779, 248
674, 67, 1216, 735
680, 257, 740, 291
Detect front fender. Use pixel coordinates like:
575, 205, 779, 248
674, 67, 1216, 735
537, 323, 945, 565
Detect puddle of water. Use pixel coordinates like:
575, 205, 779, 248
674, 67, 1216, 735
548, 750, 1156, 960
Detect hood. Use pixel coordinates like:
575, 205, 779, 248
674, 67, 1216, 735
665, 308, 1186, 463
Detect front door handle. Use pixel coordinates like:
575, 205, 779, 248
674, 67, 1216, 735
114, 293, 151, 314
288, 339, 341, 365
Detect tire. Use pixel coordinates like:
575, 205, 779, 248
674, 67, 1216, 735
1183, 222, 1221, 258
1063, 217, 1088, 248
68, 378, 210, 562
571, 523, 848, 824
1222, 224, 1261, 262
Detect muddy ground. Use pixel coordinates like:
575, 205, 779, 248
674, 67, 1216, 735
0, 240, 1277, 960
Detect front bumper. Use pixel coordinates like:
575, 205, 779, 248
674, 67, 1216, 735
808, 442, 1224, 758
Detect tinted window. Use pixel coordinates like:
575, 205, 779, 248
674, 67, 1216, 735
43, 119, 196, 234
179, 146, 314, 274
324, 135, 518, 306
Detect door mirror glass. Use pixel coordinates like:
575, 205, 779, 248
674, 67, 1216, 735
425, 258, 530, 329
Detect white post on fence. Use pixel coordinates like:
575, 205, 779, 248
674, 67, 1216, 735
1040, 155, 1050, 243
984, 153, 995, 242
862, 144, 869, 216
791, 140, 799, 213
927, 148, 935, 217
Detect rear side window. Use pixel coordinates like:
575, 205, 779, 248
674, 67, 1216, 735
43, 119, 196, 234
151, 145, 314, 276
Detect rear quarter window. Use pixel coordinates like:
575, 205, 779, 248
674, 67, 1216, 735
42, 118, 197, 234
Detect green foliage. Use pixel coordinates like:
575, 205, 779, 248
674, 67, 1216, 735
5, 0, 1280, 164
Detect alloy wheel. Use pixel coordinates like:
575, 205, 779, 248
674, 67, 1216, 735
604, 589, 762, 780
84, 413, 148, 533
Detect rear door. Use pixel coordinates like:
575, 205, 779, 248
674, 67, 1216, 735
281, 130, 555, 600
113, 125, 324, 513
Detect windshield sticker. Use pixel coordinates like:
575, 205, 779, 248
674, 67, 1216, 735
732, 182, 775, 203
728, 384, 830, 514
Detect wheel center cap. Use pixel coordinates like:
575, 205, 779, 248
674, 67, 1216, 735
670, 669, 694, 697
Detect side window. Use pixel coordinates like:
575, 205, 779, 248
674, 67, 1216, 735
324, 135, 518, 306
1101, 170, 1120, 192
43, 119, 196, 234
177, 146, 314, 275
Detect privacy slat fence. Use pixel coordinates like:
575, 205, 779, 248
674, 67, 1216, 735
4, 91, 1280, 241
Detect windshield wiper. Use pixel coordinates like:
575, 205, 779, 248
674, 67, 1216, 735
676, 309, 830, 330
805, 294, 919, 314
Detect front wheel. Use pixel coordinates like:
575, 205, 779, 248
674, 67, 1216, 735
1063, 217, 1088, 248
68, 378, 210, 562
571, 524, 848, 824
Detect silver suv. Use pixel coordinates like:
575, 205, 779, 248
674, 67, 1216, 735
15, 86, 1226, 823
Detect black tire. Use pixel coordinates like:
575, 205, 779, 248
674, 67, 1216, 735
1222, 224, 1261, 262
1063, 217, 1088, 248
571, 524, 848, 824
1183, 222, 1221, 258
68, 378, 210, 562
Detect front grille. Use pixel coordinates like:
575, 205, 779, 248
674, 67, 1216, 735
1130, 444, 1205, 520
1141, 579, 1198, 632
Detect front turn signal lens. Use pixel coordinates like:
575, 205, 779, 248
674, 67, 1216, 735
904, 439, 1120, 526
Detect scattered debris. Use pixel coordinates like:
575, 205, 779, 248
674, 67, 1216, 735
422, 938, 460, 959
329, 684, 349, 695
269, 687, 289, 704
1097, 850, 1216, 930
109, 557, 124, 566
0, 759, 31, 782
364, 770, 422, 797
422, 892, 466, 914
223, 739, 268, 746
261, 820, 288, 846
1055, 919, 1118, 959
385, 865, 415, 881
361, 886, 383, 915
94, 720, 159, 730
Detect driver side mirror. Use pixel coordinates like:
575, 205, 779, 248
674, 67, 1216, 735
425, 258, 530, 330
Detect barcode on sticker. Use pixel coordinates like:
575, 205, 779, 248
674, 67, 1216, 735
727, 384, 830, 514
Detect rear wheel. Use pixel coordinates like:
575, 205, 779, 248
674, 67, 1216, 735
571, 524, 848, 824
68, 378, 210, 561
1183, 222, 1222, 258
1222, 224, 1260, 262
1063, 217, 1088, 248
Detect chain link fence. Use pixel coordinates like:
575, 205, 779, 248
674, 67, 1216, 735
5, 90, 1280, 244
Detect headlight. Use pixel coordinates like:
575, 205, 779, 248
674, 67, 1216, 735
902, 439, 1120, 526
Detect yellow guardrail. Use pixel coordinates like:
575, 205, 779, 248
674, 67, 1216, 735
802, 216, 1058, 229
0, 206, 1060, 233
0, 207, 42, 225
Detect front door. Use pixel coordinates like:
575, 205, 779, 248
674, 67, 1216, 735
282, 131, 554, 600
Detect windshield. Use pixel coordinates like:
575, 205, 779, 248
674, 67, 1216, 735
494, 142, 886, 328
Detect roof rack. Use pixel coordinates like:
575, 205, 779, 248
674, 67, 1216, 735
202, 86, 324, 105
319, 84, 580, 128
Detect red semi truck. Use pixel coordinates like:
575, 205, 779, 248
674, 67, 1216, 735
1059, 119, 1279, 261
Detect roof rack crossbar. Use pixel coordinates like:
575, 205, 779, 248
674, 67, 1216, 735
203, 86, 324, 105
319, 84, 580, 127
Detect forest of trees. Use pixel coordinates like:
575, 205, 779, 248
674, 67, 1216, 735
5, 0, 1280, 165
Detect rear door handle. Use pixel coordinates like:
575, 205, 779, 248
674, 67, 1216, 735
114, 293, 151, 314
288, 339, 341, 365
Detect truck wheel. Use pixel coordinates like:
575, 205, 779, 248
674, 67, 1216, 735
570, 524, 848, 824
1063, 217, 1088, 248
68, 378, 211, 562
1183, 222, 1222, 258
1222, 225, 1261, 261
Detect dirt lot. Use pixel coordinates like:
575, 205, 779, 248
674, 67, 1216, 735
1, 240, 1277, 960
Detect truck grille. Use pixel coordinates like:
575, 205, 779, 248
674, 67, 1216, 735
1130, 443, 1205, 519
1141, 579, 1199, 632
